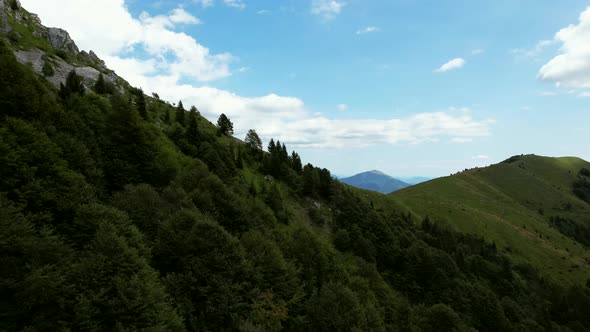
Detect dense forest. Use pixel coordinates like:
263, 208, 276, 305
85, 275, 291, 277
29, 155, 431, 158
1, 35, 590, 331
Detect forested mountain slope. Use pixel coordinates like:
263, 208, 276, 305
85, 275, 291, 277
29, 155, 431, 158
392, 155, 590, 285
1, 2, 590, 331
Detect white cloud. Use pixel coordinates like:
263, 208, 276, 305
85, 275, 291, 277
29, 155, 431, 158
257, 9, 270, 14
356, 26, 380, 35
521, 106, 532, 111
511, 40, 554, 59
168, 8, 201, 25
311, 0, 344, 20
472, 154, 490, 160
223, 0, 245, 9
337, 104, 348, 111
20, 0, 494, 150
538, 6, 590, 89
194, 0, 213, 7
21, 0, 230, 82
471, 49, 484, 55
578, 91, 590, 97
435, 58, 466, 73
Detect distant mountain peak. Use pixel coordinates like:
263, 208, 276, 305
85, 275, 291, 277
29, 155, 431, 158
340, 170, 410, 194
367, 170, 387, 176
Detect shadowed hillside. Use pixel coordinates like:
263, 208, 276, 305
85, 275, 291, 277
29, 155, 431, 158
392, 154, 590, 285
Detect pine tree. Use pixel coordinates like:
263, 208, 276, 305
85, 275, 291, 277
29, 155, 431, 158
175, 101, 185, 126
186, 106, 200, 144
164, 108, 171, 124
136, 89, 147, 120
245, 129, 262, 152
94, 73, 106, 94
216, 113, 233, 136
291, 151, 302, 173
59, 70, 85, 99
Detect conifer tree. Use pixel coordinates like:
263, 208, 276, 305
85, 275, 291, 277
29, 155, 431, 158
175, 101, 185, 126
186, 106, 200, 143
59, 70, 85, 99
217, 113, 233, 136
94, 73, 106, 94
136, 89, 147, 120
245, 129, 262, 152
164, 108, 171, 124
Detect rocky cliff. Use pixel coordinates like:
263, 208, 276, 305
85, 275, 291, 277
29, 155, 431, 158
0, 0, 121, 89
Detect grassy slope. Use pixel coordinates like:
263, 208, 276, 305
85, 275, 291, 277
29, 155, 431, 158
389, 155, 590, 285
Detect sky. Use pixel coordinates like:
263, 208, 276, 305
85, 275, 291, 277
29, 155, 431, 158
19, 0, 590, 178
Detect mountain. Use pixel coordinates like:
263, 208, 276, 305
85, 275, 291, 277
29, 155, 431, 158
340, 170, 410, 193
1, 2, 590, 330
391, 154, 590, 285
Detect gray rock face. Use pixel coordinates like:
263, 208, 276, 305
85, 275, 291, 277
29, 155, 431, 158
47, 27, 79, 56
3, 0, 123, 90
15, 49, 115, 89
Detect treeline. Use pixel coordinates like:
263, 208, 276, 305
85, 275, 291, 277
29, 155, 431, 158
574, 168, 590, 204
1, 37, 590, 331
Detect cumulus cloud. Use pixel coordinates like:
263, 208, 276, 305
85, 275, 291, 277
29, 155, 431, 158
223, 0, 245, 9
538, 6, 590, 89
168, 8, 202, 25
311, 0, 344, 20
356, 26, 380, 35
21, 0, 231, 81
435, 58, 466, 73
20, 0, 493, 150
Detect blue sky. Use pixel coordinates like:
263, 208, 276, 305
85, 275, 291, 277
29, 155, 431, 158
21, 0, 590, 177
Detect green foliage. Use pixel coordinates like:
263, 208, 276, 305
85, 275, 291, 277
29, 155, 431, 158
41, 60, 54, 76
92, 73, 115, 95
217, 113, 234, 136
245, 129, 262, 152
550, 215, 590, 248
573, 172, 590, 203
175, 100, 185, 126
9, 0, 19, 10
1, 37, 590, 331
59, 70, 84, 99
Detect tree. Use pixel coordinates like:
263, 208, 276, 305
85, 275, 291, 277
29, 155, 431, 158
291, 152, 302, 173
164, 108, 171, 124
136, 89, 147, 120
268, 138, 276, 154
245, 129, 262, 152
59, 70, 85, 99
217, 113, 233, 136
175, 101, 185, 126
186, 106, 200, 144
93, 73, 106, 94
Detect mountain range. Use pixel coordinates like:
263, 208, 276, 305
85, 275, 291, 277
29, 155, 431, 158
1, 1, 590, 330
340, 170, 411, 193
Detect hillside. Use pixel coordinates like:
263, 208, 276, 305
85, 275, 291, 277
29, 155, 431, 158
1, 2, 590, 331
392, 154, 590, 285
340, 170, 410, 193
